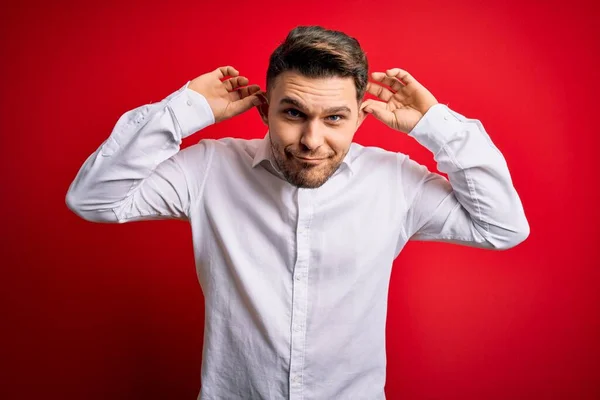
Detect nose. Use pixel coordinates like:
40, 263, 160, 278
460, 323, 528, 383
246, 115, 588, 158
300, 120, 325, 150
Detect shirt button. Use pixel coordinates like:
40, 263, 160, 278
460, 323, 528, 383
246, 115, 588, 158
293, 324, 302, 332
295, 274, 302, 281
292, 375, 301, 383
186, 99, 192, 106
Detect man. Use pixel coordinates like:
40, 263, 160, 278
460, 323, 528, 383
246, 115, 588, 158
66, 26, 529, 399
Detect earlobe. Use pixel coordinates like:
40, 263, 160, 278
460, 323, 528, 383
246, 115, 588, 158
256, 93, 269, 125
257, 104, 269, 125
357, 107, 368, 129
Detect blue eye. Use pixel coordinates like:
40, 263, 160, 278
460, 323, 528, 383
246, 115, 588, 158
285, 109, 302, 118
326, 115, 342, 122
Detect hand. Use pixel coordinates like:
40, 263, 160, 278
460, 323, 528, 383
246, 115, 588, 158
361, 68, 438, 133
188, 66, 265, 123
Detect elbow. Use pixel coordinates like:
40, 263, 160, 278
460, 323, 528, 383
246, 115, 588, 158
65, 190, 84, 218
494, 218, 530, 250
504, 225, 530, 250
65, 190, 119, 223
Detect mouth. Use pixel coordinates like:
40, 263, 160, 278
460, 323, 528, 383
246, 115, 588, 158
294, 155, 327, 164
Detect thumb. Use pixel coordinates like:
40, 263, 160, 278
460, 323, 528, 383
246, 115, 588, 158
362, 99, 393, 125
228, 94, 264, 117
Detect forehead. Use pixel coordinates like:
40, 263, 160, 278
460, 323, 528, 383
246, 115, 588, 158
270, 71, 357, 110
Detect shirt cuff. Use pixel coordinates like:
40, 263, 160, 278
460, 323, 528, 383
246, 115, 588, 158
408, 103, 465, 155
167, 81, 216, 139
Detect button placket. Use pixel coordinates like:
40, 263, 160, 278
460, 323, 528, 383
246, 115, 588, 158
289, 188, 313, 399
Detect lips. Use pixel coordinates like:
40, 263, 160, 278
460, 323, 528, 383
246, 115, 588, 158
294, 155, 327, 164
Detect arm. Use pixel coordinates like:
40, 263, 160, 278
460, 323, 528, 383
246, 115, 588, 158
65, 82, 214, 223
66, 66, 264, 223
362, 68, 529, 250
400, 104, 529, 250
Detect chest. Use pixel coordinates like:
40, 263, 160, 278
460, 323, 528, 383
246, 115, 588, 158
199, 165, 402, 275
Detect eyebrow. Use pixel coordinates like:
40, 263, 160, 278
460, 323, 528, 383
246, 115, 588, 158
279, 97, 352, 115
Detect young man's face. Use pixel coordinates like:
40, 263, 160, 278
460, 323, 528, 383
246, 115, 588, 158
262, 71, 366, 188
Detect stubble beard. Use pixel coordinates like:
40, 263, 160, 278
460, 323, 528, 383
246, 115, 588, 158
269, 138, 344, 189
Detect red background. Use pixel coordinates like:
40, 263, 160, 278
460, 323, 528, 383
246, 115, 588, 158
1, 0, 599, 398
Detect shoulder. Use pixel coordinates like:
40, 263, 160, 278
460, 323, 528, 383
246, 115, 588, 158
347, 142, 405, 170
347, 142, 435, 185
177, 137, 266, 177
181, 136, 260, 158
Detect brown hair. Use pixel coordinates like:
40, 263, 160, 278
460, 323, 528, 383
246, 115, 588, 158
266, 26, 369, 101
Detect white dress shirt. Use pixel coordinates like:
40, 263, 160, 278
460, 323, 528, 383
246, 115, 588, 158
66, 81, 529, 400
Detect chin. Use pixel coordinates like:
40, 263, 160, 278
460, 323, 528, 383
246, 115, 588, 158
292, 178, 328, 189
282, 162, 340, 189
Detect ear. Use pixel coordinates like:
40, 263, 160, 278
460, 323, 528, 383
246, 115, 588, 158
256, 92, 269, 125
357, 102, 369, 129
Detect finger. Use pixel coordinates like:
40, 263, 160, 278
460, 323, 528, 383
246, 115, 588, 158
385, 68, 417, 86
366, 81, 394, 101
254, 90, 268, 105
371, 72, 404, 92
230, 84, 261, 101
361, 99, 387, 113
361, 99, 395, 126
223, 76, 249, 92
214, 65, 239, 79
239, 84, 261, 98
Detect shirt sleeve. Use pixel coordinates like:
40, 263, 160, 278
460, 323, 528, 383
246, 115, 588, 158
65, 82, 215, 223
399, 103, 530, 250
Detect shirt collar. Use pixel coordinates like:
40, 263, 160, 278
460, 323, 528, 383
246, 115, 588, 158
251, 132, 355, 176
